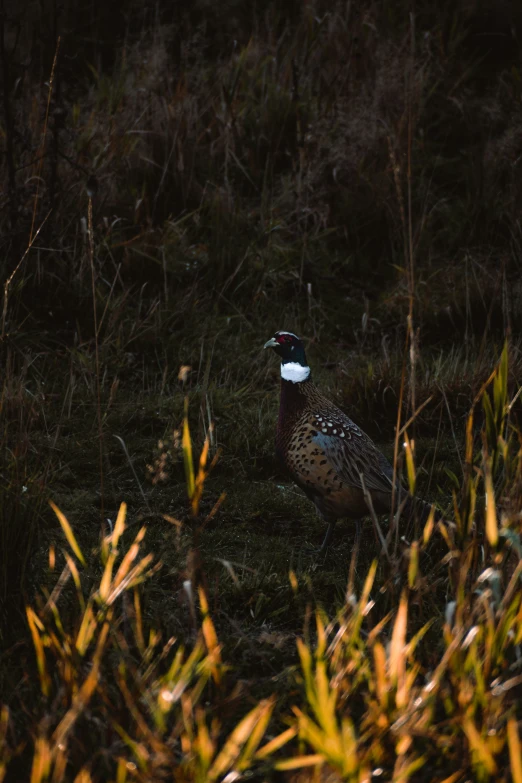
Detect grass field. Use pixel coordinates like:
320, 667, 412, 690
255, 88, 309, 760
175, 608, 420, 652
1, 1, 522, 780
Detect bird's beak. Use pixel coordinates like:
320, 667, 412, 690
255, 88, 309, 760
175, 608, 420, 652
264, 337, 278, 349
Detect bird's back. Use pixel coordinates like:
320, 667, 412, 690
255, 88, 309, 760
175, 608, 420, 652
276, 377, 398, 520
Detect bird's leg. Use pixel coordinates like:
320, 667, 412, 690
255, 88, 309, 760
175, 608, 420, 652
355, 519, 362, 552
316, 519, 336, 556
348, 519, 362, 588
354, 519, 362, 569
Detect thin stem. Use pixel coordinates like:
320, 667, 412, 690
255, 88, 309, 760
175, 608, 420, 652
88, 197, 104, 521
407, 12, 416, 418
30, 37, 61, 243
0, 0, 16, 224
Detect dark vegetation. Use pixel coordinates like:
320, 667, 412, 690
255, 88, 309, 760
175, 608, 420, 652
1, 0, 522, 779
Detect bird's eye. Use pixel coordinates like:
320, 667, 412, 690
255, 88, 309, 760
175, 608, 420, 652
276, 334, 296, 345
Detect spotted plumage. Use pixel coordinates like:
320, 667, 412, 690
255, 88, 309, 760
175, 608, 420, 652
264, 331, 429, 553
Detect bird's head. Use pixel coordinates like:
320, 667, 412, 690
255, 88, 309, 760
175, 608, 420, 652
264, 331, 310, 383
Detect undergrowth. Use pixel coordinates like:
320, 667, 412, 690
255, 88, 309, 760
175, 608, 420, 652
2, 351, 522, 782
1, 0, 522, 780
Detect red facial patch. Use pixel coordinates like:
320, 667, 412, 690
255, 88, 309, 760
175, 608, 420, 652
277, 334, 294, 344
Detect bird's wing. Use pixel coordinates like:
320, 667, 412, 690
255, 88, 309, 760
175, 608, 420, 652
308, 408, 397, 496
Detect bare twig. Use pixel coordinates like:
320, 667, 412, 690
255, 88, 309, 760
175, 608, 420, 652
30, 37, 61, 243
1, 211, 52, 339
113, 435, 151, 513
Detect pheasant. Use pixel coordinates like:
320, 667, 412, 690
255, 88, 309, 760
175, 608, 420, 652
264, 330, 431, 555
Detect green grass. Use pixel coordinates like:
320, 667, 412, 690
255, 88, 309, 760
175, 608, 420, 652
2, 330, 522, 781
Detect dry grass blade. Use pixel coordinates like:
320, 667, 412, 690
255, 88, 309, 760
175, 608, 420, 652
110, 502, 127, 548
73, 770, 93, 783
360, 474, 388, 557
113, 437, 150, 513
204, 491, 227, 523
408, 541, 419, 589
508, 718, 522, 783
389, 592, 408, 705
99, 507, 128, 602
275, 754, 325, 770
99, 551, 117, 603
106, 554, 156, 605
75, 604, 97, 656
484, 463, 498, 548
30, 737, 51, 783
182, 397, 195, 501
192, 426, 211, 516
112, 527, 147, 591
256, 726, 298, 759
42, 561, 72, 615
403, 432, 416, 495
0, 706, 9, 783
1, 210, 52, 339
208, 699, 274, 778
198, 587, 222, 683
53, 621, 110, 749
26, 608, 51, 698
422, 505, 435, 544
397, 395, 434, 438
462, 717, 497, 775
373, 642, 388, 708
49, 501, 86, 567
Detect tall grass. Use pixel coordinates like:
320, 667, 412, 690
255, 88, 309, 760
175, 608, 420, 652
1, 348, 521, 780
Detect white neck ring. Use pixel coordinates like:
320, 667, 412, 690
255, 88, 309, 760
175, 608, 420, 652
281, 362, 310, 383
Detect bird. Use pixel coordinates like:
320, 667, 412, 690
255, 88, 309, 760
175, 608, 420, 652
264, 330, 431, 555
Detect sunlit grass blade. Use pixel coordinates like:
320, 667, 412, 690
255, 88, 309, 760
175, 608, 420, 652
106, 554, 156, 605
275, 754, 325, 771
408, 541, 419, 589
30, 737, 51, 783
208, 700, 273, 780
403, 431, 416, 495
26, 607, 51, 697
182, 396, 195, 501
192, 426, 211, 516
0, 706, 9, 783
53, 621, 110, 750
422, 505, 436, 546
50, 501, 86, 567
508, 717, 522, 783
99, 552, 117, 603
462, 717, 497, 775
373, 641, 388, 710
256, 726, 298, 760
63, 552, 85, 612
115, 758, 128, 783
438, 773, 464, 783
75, 602, 98, 656
198, 587, 222, 684
484, 462, 498, 548
112, 526, 147, 591
193, 708, 214, 773
111, 502, 127, 548
73, 770, 93, 783
236, 697, 275, 770
493, 341, 508, 426
389, 592, 408, 686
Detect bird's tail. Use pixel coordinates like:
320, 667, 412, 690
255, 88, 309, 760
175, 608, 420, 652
400, 494, 438, 525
